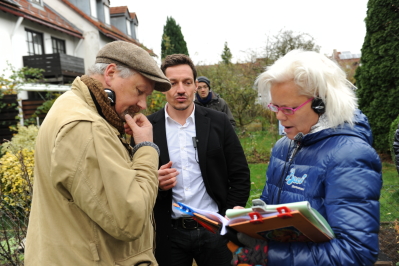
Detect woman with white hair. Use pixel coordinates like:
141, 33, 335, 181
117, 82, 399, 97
230, 50, 382, 266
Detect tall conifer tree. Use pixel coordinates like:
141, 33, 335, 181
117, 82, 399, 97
161, 17, 189, 59
355, 1, 399, 152
221, 42, 233, 64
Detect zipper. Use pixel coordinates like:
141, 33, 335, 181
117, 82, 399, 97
276, 138, 302, 203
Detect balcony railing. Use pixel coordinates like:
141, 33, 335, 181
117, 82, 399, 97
23, 53, 85, 84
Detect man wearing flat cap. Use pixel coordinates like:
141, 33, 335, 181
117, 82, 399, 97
25, 41, 171, 266
195, 76, 236, 128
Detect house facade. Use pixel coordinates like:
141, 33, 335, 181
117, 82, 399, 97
330, 49, 361, 85
0, 0, 155, 141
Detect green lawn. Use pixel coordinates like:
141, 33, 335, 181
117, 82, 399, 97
239, 130, 399, 221
380, 162, 399, 222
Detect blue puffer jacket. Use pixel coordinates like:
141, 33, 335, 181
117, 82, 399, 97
260, 110, 382, 266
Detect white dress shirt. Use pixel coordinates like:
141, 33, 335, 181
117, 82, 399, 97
164, 104, 219, 218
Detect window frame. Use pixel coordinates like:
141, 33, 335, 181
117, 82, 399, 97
90, 0, 97, 18
25, 28, 44, 55
30, 0, 43, 6
51, 37, 66, 54
104, 4, 110, 25
126, 19, 131, 35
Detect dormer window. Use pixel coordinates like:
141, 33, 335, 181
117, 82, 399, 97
31, 0, 42, 5
126, 20, 131, 35
134, 24, 139, 41
104, 5, 110, 25
90, 0, 97, 18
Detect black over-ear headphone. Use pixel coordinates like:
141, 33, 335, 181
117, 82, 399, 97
311, 98, 325, 115
104, 89, 116, 106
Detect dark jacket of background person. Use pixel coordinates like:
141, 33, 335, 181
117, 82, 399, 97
392, 124, 399, 174
260, 109, 382, 266
149, 105, 250, 265
194, 92, 236, 128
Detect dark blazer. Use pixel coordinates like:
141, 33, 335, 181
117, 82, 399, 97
147, 105, 250, 266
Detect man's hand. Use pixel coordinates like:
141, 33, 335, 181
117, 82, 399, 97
125, 114, 153, 143
124, 122, 133, 135
158, 161, 178, 191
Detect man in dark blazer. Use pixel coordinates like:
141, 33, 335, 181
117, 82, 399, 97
147, 54, 250, 266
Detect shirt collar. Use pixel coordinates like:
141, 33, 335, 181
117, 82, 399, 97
164, 103, 196, 125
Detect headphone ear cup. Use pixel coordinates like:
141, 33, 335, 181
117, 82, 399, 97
311, 98, 325, 115
104, 89, 116, 106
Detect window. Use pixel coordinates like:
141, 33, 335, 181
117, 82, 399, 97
90, 0, 97, 18
31, 0, 42, 5
126, 20, 131, 35
104, 4, 110, 24
134, 25, 139, 40
52, 37, 66, 54
26, 29, 44, 55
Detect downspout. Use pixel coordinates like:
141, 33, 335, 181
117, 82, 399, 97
11, 17, 24, 40
74, 39, 83, 56
11, 17, 24, 125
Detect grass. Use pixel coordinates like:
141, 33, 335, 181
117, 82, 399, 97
380, 162, 399, 222
239, 130, 279, 164
239, 129, 399, 221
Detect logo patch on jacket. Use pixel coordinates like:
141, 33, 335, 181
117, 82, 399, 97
285, 168, 307, 189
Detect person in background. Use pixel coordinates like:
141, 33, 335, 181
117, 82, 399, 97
228, 50, 382, 266
25, 41, 171, 266
149, 54, 250, 266
392, 124, 399, 175
195, 76, 236, 128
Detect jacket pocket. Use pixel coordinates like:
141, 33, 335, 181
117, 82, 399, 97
114, 248, 156, 266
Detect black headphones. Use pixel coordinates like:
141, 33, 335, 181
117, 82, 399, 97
104, 89, 116, 106
311, 98, 325, 115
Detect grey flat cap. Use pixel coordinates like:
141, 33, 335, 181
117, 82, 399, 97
96, 41, 171, 92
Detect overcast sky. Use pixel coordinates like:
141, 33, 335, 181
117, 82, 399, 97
110, 0, 368, 65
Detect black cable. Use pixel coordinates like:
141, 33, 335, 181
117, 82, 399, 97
192, 137, 199, 164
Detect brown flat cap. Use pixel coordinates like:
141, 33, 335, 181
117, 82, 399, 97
96, 41, 171, 92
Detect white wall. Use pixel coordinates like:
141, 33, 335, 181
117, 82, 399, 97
1, 0, 120, 77
0, 10, 82, 77
45, 0, 107, 71
0, 12, 26, 76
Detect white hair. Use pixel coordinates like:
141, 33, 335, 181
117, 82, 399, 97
255, 50, 358, 128
86, 63, 136, 78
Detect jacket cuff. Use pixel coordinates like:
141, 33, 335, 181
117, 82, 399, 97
132, 141, 160, 157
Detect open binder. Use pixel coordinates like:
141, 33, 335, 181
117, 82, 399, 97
174, 200, 335, 243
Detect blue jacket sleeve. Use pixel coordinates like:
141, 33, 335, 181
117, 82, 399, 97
265, 140, 382, 266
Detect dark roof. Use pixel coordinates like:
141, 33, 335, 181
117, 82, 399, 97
0, 0, 83, 38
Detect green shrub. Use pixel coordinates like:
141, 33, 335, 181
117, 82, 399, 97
1, 124, 38, 154
0, 125, 36, 265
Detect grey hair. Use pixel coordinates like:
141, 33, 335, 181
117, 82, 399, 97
86, 63, 136, 78
255, 50, 357, 128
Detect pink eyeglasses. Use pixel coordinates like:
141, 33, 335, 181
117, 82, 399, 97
267, 97, 314, 115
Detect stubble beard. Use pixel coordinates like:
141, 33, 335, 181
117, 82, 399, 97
120, 105, 141, 122
172, 104, 190, 111
171, 100, 193, 111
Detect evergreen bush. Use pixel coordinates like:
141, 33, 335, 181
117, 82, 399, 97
355, 0, 399, 153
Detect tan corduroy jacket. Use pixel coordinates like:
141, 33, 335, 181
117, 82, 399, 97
25, 77, 159, 266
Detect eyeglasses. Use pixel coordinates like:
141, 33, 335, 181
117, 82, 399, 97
267, 97, 314, 115
197, 85, 209, 90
